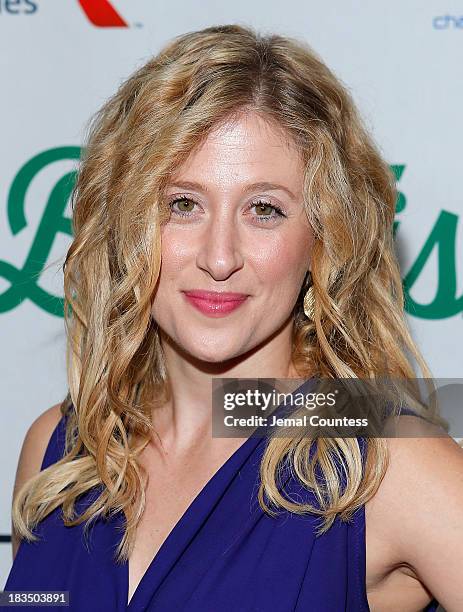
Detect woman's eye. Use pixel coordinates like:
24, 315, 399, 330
250, 200, 286, 223
169, 196, 198, 217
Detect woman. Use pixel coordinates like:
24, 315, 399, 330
5, 24, 463, 611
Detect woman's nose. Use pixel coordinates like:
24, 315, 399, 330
195, 212, 244, 281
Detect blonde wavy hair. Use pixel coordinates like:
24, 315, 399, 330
12, 23, 442, 563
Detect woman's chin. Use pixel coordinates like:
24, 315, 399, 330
180, 337, 248, 366
189, 346, 241, 365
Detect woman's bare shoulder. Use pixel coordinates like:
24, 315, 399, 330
11, 403, 64, 558
365, 423, 463, 610
16, 403, 64, 478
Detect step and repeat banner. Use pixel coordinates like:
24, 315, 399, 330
0, 0, 461, 589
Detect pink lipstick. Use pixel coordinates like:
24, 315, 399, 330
182, 290, 249, 317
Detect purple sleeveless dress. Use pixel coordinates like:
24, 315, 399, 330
4, 378, 440, 611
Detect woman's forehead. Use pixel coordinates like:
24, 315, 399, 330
168, 113, 304, 192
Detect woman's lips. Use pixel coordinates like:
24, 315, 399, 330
182, 290, 249, 317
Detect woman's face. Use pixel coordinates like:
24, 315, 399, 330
151, 111, 313, 363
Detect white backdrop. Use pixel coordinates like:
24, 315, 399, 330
1, 0, 462, 594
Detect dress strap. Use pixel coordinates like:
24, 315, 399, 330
40, 408, 69, 471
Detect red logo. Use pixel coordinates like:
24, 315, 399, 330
78, 0, 129, 28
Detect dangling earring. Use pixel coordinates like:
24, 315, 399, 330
303, 271, 315, 320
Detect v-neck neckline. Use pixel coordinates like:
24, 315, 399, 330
125, 431, 262, 609
125, 376, 318, 610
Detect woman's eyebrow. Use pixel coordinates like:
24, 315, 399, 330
166, 180, 297, 201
